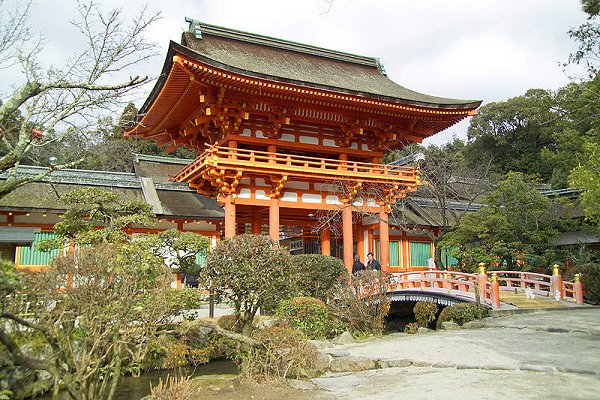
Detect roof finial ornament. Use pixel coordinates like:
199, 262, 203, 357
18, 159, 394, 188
374, 57, 387, 76
185, 17, 202, 39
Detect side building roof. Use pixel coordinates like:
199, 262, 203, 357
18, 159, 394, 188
0, 157, 224, 221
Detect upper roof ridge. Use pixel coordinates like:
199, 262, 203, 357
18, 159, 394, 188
184, 17, 386, 73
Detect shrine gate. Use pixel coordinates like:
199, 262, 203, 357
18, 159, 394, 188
126, 19, 481, 274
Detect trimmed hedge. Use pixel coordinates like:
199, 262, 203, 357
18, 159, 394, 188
436, 303, 486, 329
276, 296, 343, 339
291, 254, 347, 301
414, 301, 438, 328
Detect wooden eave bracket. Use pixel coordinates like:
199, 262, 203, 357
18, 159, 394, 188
268, 175, 288, 198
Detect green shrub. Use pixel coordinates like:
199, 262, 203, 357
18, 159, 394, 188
404, 322, 420, 334
414, 301, 438, 328
276, 296, 341, 339
565, 262, 600, 304
242, 326, 319, 381
436, 303, 487, 329
0, 260, 19, 297
217, 314, 240, 332
291, 254, 347, 301
203, 234, 293, 335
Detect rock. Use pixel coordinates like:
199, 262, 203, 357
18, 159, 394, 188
411, 360, 432, 367
256, 318, 280, 329
417, 327, 431, 334
330, 356, 377, 372
456, 364, 480, 370
482, 364, 514, 371
441, 321, 460, 330
288, 379, 318, 390
308, 339, 333, 350
462, 320, 485, 329
332, 331, 355, 345
314, 353, 332, 373
519, 364, 556, 373
323, 349, 351, 357
377, 358, 412, 368
432, 361, 456, 368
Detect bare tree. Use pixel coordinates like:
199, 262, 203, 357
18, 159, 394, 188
315, 142, 493, 269
0, 0, 159, 197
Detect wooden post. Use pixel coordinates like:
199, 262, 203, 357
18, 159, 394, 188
491, 273, 500, 309
356, 225, 365, 263
229, 140, 237, 160
379, 209, 390, 271
251, 209, 262, 235
342, 206, 353, 275
269, 197, 280, 243
209, 293, 215, 318
477, 262, 488, 301
224, 195, 236, 239
574, 274, 584, 305
551, 264, 564, 300
443, 272, 451, 291
321, 229, 330, 256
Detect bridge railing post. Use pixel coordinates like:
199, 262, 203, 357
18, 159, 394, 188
574, 274, 584, 305
443, 272, 451, 291
477, 262, 488, 301
551, 264, 564, 300
491, 273, 500, 309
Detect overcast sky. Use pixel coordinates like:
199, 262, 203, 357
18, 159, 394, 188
3, 0, 589, 146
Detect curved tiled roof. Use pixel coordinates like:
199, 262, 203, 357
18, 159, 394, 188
179, 21, 480, 109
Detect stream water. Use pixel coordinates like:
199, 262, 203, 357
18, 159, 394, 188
37, 360, 239, 400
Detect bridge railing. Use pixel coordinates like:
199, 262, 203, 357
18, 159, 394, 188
388, 264, 585, 309
488, 270, 552, 294
488, 267, 584, 304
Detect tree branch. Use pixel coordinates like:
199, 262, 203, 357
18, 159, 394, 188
0, 158, 84, 199
0, 325, 51, 371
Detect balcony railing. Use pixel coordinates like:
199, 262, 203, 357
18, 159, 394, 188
173, 145, 419, 186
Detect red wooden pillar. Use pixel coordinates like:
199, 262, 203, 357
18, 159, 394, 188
251, 209, 262, 235
342, 206, 353, 275
379, 209, 389, 271
477, 263, 488, 301
574, 274, 584, 304
491, 273, 500, 309
321, 229, 330, 256
356, 224, 365, 263
269, 197, 280, 243
224, 195, 236, 239
551, 264, 564, 300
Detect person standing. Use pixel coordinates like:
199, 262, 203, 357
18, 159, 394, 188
352, 254, 365, 274
367, 252, 381, 271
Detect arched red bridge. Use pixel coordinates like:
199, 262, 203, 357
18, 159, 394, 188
388, 265, 584, 309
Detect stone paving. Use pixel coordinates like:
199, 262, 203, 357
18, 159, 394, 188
309, 308, 600, 399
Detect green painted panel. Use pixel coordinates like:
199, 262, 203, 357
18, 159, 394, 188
18, 232, 60, 266
410, 242, 431, 267
389, 241, 399, 266
441, 248, 459, 267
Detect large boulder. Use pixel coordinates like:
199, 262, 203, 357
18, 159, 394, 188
332, 331, 354, 345
330, 356, 377, 372
462, 320, 485, 329
441, 321, 460, 330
